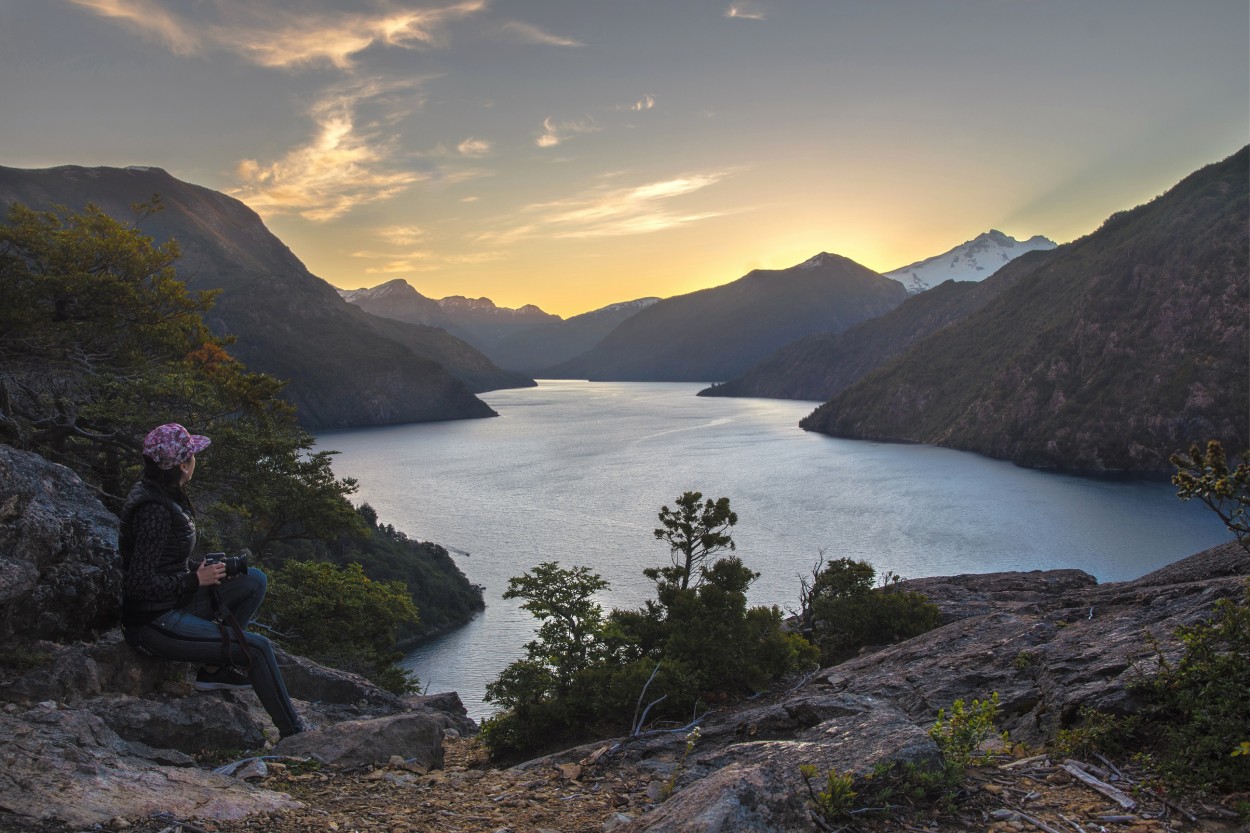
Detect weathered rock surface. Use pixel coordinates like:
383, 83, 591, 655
0, 444, 121, 642
604, 542, 1248, 833
272, 711, 447, 769
0, 705, 298, 828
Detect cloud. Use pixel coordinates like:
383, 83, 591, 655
65, 0, 201, 54
476, 171, 731, 243
457, 138, 493, 157
631, 95, 656, 112
536, 116, 600, 148
66, 0, 489, 69
498, 20, 582, 47
229, 79, 423, 221
376, 226, 427, 246
365, 257, 439, 274
725, 3, 768, 21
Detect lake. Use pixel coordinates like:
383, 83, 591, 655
317, 380, 1232, 717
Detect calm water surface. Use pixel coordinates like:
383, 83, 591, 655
317, 380, 1231, 717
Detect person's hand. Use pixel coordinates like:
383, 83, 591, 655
197, 560, 227, 587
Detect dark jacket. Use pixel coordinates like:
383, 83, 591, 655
118, 479, 200, 622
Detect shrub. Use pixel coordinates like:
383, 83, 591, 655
802, 557, 941, 665
1137, 582, 1250, 791
264, 560, 420, 694
929, 692, 1005, 771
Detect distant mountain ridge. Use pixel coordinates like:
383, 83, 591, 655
492, 297, 662, 374
699, 248, 1055, 401
801, 147, 1249, 473
886, 230, 1056, 293
340, 280, 560, 363
545, 252, 909, 382
0, 165, 530, 429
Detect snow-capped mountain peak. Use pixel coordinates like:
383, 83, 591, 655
885, 230, 1056, 294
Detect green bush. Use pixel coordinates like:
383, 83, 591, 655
1137, 582, 1250, 791
264, 560, 420, 694
802, 557, 941, 665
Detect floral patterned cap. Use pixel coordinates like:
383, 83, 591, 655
143, 423, 211, 470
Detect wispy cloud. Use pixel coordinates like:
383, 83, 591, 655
457, 138, 493, 157
65, 0, 201, 54
476, 171, 731, 242
725, 2, 768, 21
498, 20, 582, 47
631, 95, 656, 112
376, 226, 427, 246
536, 116, 600, 148
66, 0, 489, 69
230, 79, 423, 221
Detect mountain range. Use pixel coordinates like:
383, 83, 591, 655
698, 249, 1054, 402
885, 230, 1056, 293
0, 166, 532, 429
544, 253, 910, 382
339, 280, 661, 373
800, 147, 1249, 472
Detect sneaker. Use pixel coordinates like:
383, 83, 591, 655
194, 666, 252, 691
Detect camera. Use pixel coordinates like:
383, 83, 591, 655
204, 552, 249, 578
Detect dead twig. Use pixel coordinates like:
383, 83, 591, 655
1060, 760, 1137, 811
1015, 808, 1068, 833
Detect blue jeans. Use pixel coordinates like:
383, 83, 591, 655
125, 568, 303, 738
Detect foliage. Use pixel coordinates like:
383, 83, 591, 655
1053, 706, 1138, 760
481, 493, 817, 759
0, 201, 363, 554
264, 560, 420, 693
494, 562, 610, 699
799, 764, 858, 821
1171, 440, 1250, 552
268, 503, 484, 643
648, 491, 737, 590
800, 556, 941, 665
929, 692, 1004, 771
1136, 582, 1250, 791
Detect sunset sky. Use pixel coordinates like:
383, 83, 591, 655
2, 1, 1246, 317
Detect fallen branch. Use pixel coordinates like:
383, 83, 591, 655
1015, 809, 1067, 833
1000, 754, 1049, 769
1060, 760, 1136, 811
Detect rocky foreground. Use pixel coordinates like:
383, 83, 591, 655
1, 444, 1248, 832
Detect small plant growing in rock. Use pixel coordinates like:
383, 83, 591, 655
659, 726, 702, 800
929, 692, 1005, 771
1011, 649, 1038, 671
799, 764, 858, 821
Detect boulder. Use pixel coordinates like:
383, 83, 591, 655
404, 690, 480, 737
0, 630, 179, 704
0, 444, 121, 643
86, 692, 267, 753
275, 645, 405, 710
272, 711, 447, 769
0, 705, 298, 828
625, 697, 937, 833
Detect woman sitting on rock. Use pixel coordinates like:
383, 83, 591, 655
117, 423, 306, 739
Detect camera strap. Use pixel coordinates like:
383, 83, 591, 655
209, 588, 254, 672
